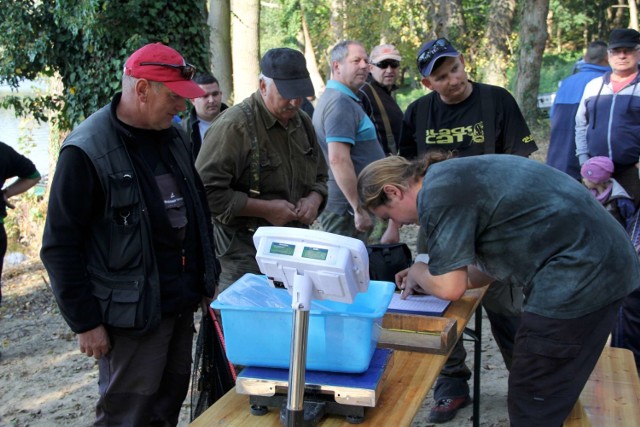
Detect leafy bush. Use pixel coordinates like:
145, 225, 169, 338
4, 190, 47, 257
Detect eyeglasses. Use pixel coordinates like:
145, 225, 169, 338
373, 60, 400, 69
607, 47, 640, 56
139, 62, 197, 80
417, 38, 450, 69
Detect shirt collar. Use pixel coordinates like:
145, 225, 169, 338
252, 91, 302, 130
327, 80, 361, 101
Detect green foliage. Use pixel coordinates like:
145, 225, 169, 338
3, 190, 47, 257
261, 0, 303, 53
506, 51, 577, 93
538, 53, 578, 93
395, 86, 426, 111
0, 1, 210, 131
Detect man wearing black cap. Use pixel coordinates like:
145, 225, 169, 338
41, 43, 219, 425
196, 48, 328, 291
576, 28, 640, 206
397, 37, 537, 423
575, 28, 640, 375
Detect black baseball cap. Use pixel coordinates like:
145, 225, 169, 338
608, 28, 640, 49
260, 48, 315, 99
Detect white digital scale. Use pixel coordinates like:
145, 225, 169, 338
234, 227, 394, 426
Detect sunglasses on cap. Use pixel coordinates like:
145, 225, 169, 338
417, 38, 451, 69
139, 62, 197, 80
373, 60, 400, 69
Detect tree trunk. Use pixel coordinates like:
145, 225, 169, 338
209, 0, 233, 104
302, 9, 326, 98
230, 0, 260, 103
479, 0, 516, 86
629, 0, 638, 30
330, 0, 345, 42
514, 0, 549, 126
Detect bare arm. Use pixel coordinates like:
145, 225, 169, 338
327, 142, 372, 231
2, 177, 40, 208
397, 264, 495, 301
398, 264, 468, 300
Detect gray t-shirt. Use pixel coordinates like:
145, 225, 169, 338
419, 154, 639, 319
313, 80, 385, 214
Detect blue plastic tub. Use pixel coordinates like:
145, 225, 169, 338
211, 274, 395, 373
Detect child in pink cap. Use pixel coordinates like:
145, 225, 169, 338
581, 156, 635, 227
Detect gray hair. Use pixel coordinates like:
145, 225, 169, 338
330, 40, 365, 64
259, 73, 274, 87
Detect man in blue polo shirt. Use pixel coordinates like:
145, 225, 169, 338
313, 40, 386, 242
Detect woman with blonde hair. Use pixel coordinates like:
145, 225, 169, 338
357, 152, 639, 426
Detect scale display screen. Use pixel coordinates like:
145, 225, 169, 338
269, 242, 295, 256
301, 246, 328, 261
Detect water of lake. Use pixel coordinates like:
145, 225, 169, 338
1, 107, 51, 176
1, 81, 52, 176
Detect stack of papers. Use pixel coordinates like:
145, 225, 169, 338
387, 293, 451, 316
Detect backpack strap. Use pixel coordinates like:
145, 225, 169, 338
238, 101, 261, 232
363, 81, 397, 154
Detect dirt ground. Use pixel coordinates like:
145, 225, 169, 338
0, 224, 509, 427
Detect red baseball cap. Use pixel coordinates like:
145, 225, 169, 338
124, 43, 205, 99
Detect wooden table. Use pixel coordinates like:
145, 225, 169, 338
191, 286, 487, 427
564, 346, 640, 426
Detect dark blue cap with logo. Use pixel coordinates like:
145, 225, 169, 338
416, 38, 460, 76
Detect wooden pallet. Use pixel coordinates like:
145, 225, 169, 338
379, 313, 458, 355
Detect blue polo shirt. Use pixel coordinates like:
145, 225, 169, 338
313, 80, 384, 214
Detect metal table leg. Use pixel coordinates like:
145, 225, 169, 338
463, 305, 482, 427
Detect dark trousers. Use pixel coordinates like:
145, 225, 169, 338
508, 299, 622, 427
614, 164, 640, 207
95, 310, 194, 426
418, 227, 523, 401
0, 223, 6, 305
612, 285, 640, 372
433, 285, 522, 400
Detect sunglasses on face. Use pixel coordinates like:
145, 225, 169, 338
139, 62, 197, 80
417, 38, 450, 69
373, 60, 400, 69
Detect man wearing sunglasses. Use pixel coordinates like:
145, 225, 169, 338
358, 44, 404, 156
41, 43, 219, 426
397, 37, 537, 424
182, 73, 228, 161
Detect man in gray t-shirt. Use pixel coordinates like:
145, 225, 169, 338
359, 153, 639, 424
313, 40, 385, 242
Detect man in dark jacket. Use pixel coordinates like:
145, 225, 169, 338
182, 73, 228, 160
41, 43, 218, 426
547, 41, 610, 180
576, 28, 640, 205
196, 48, 327, 291
358, 44, 404, 155
1, 142, 40, 305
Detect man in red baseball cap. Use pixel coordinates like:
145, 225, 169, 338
124, 42, 205, 99
41, 42, 219, 425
